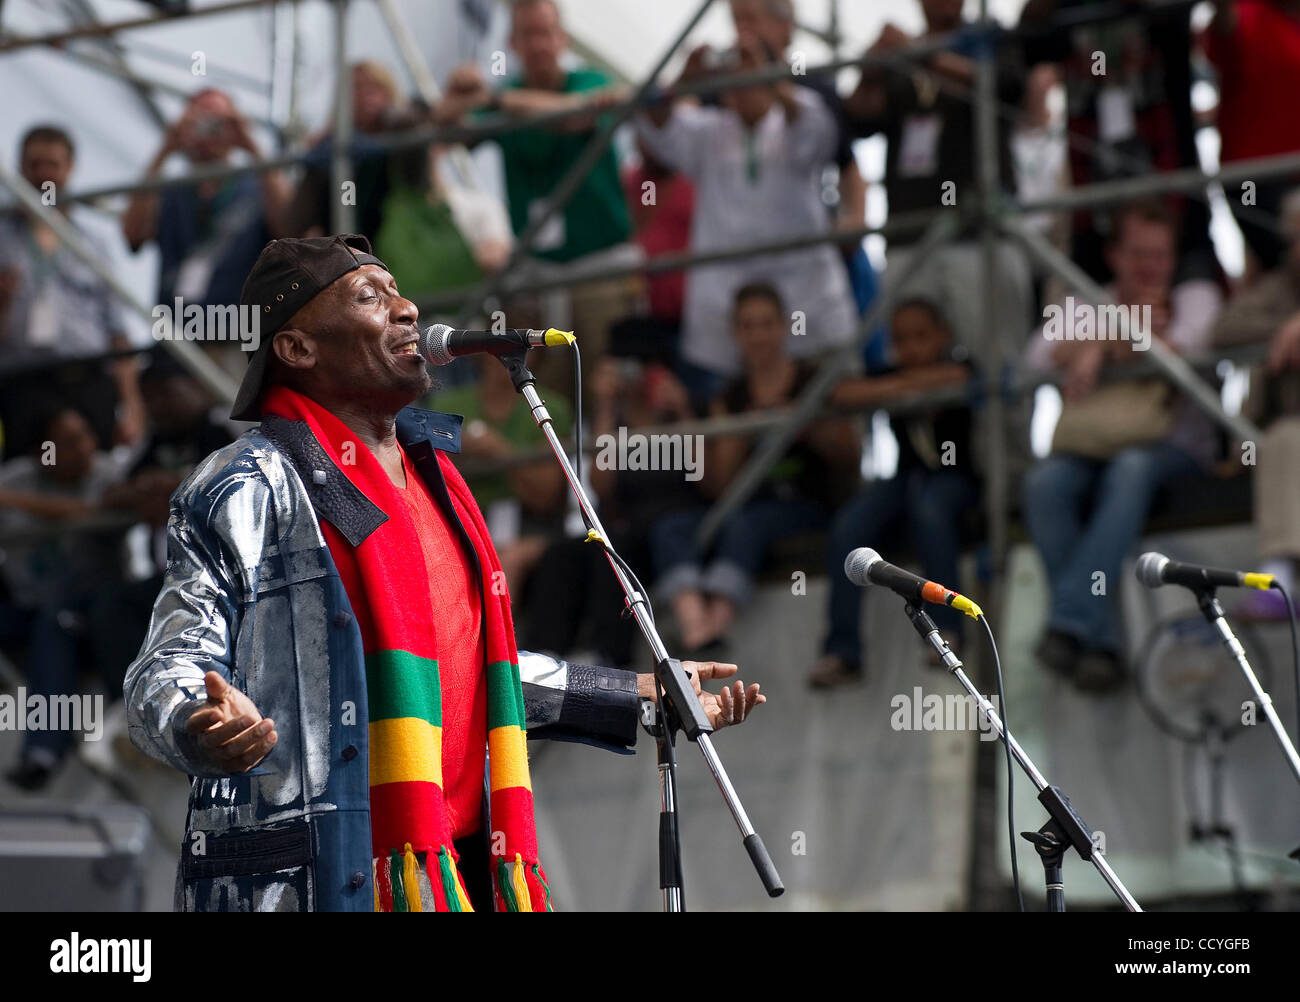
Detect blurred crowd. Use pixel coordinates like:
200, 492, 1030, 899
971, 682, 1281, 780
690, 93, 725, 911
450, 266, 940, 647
4, 0, 1300, 790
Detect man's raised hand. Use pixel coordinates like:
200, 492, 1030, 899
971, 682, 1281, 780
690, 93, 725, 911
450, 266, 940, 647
637, 661, 766, 731
186, 671, 278, 774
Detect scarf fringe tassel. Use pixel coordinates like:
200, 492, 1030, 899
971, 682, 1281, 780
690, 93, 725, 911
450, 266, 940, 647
373, 847, 551, 912
372, 845, 480, 912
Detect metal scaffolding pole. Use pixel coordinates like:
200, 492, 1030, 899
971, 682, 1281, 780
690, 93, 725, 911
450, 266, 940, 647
415, 209, 938, 313
0, 163, 239, 404
975, 4, 1009, 583
61, 0, 167, 131
0, 0, 279, 52
330, 0, 356, 235
123, 33, 279, 95
3, 29, 284, 134
375, 0, 439, 106
409, 342, 1268, 475
1019, 150, 1300, 217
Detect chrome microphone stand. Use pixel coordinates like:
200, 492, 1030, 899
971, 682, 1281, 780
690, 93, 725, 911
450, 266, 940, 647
1193, 589, 1300, 787
903, 604, 1142, 911
494, 349, 784, 910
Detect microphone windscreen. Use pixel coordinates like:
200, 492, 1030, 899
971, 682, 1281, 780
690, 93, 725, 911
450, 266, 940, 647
422, 324, 454, 366
1135, 551, 1168, 589
844, 547, 881, 587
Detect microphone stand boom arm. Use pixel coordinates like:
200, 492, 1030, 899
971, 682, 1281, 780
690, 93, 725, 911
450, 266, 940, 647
493, 350, 784, 909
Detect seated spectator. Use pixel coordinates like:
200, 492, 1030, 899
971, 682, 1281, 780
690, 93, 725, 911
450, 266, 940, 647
440, 0, 645, 390
1022, 200, 1223, 692
846, 0, 1034, 362
1202, 0, 1300, 276
428, 353, 573, 595
0, 405, 135, 790
122, 89, 290, 379
518, 355, 700, 667
650, 283, 861, 656
287, 61, 438, 245
637, 40, 860, 409
808, 297, 978, 688
1211, 187, 1300, 617
0, 124, 144, 457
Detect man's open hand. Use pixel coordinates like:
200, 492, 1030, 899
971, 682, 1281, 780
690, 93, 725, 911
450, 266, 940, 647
185, 671, 278, 773
638, 661, 765, 731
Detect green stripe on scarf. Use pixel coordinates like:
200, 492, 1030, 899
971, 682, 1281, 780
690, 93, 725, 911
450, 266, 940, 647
485, 660, 526, 731
366, 650, 442, 726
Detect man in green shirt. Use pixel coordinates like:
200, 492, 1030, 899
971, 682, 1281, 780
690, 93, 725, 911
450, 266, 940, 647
440, 0, 646, 389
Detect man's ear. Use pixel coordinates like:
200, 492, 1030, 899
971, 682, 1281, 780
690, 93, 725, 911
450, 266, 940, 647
272, 327, 317, 372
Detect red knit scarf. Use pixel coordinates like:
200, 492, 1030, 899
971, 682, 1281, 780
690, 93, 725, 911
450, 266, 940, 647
262, 386, 550, 912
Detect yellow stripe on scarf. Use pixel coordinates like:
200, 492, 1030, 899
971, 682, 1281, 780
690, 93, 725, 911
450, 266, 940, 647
368, 717, 443, 786
486, 724, 531, 793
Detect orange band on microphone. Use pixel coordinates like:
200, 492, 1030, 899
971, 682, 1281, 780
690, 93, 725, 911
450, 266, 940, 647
921, 581, 954, 605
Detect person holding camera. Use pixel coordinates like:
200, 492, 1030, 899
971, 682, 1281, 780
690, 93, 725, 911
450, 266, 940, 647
122, 88, 291, 378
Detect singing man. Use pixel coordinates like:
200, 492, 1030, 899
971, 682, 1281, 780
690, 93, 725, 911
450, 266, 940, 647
125, 234, 763, 912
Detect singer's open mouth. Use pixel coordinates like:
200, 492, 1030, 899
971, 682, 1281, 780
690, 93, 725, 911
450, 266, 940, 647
391, 340, 419, 356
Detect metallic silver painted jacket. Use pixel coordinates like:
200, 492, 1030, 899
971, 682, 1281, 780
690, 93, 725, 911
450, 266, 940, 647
124, 407, 639, 911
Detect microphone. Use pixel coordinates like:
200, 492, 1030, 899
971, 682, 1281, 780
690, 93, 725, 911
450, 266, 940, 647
1135, 551, 1274, 592
420, 323, 575, 366
844, 547, 983, 619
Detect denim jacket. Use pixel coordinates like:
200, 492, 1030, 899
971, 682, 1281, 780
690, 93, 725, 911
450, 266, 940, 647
125, 406, 640, 911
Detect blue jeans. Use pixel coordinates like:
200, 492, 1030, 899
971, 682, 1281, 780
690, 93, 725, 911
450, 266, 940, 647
651, 497, 829, 608
1022, 444, 1200, 653
823, 469, 981, 668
